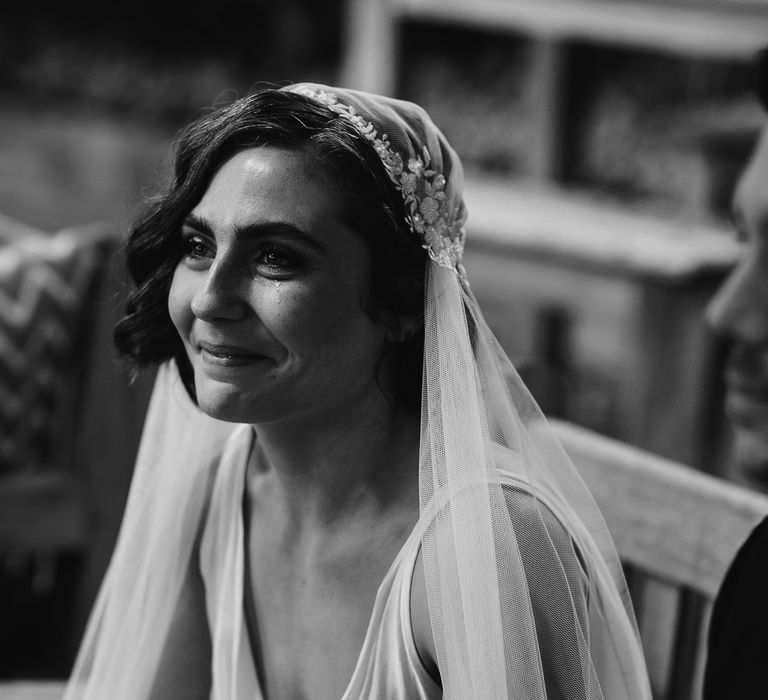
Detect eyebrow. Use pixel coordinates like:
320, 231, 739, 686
182, 213, 327, 254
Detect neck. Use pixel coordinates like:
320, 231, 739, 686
249, 387, 420, 529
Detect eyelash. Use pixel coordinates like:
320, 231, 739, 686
257, 247, 296, 271
182, 235, 212, 261
180, 234, 300, 275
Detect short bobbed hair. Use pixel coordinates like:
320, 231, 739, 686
114, 89, 427, 409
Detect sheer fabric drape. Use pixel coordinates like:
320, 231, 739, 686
420, 264, 650, 698
64, 84, 651, 700
63, 365, 234, 700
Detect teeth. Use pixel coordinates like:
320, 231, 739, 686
204, 348, 234, 359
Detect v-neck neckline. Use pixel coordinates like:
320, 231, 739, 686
239, 430, 424, 700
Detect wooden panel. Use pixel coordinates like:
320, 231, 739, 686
463, 239, 726, 458
527, 40, 567, 181
0, 109, 172, 232
462, 179, 736, 461
341, 0, 398, 94
393, 0, 768, 59
0, 681, 64, 699
621, 282, 725, 467
464, 243, 637, 371
551, 419, 768, 598
463, 177, 739, 281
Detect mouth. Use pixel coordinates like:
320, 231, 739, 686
725, 365, 768, 397
724, 376, 768, 424
197, 340, 267, 368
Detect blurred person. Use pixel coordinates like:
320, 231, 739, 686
703, 49, 768, 700
63, 84, 651, 699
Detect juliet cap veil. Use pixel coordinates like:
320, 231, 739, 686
64, 84, 652, 699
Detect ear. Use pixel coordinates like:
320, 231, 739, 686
386, 311, 424, 343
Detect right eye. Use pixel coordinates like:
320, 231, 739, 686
181, 234, 214, 263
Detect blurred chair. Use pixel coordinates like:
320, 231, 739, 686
0, 214, 152, 676
552, 418, 768, 700
0, 680, 64, 699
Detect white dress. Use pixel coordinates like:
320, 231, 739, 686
197, 425, 632, 700
199, 425, 442, 700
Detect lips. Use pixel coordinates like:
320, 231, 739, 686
725, 355, 768, 393
724, 367, 768, 425
726, 382, 768, 407
725, 345, 768, 394
197, 340, 267, 367
726, 377, 768, 398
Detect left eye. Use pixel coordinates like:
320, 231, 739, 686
255, 247, 297, 272
261, 249, 289, 268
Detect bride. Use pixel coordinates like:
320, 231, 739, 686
64, 84, 651, 699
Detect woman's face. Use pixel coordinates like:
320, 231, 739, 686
169, 146, 391, 426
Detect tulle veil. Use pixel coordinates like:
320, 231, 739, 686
64, 84, 652, 699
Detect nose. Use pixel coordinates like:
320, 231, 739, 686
706, 259, 768, 345
190, 259, 249, 322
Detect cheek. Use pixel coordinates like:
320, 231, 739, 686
275, 283, 382, 362
735, 424, 768, 486
168, 266, 193, 339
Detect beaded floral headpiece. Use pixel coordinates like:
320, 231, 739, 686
286, 85, 467, 281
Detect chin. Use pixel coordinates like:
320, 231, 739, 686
198, 402, 251, 424
197, 396, 250, 424
194, 377, 292, 426
193, 377, 257, 424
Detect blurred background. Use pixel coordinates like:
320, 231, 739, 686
0, 0, 765, 692
0, 0, 342, 229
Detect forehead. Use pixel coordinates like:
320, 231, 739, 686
193, 147, 342, 228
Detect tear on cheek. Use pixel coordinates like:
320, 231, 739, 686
270, 280, 282, 304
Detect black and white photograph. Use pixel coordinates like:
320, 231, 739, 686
0, 2, 767, 699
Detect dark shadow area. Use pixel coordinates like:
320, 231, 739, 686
0, 552, 82, 679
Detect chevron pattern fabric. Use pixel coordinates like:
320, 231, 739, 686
0, 225, 113, 475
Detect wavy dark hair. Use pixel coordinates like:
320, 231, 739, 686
114, 88, 427, 409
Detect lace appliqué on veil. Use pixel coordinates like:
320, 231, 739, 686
292, 86, 467, 280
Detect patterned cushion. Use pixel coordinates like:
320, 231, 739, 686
0, 222, 114, 474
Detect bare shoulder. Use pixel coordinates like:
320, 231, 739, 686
410, 442, 593, 690
492, 442, 575, 540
